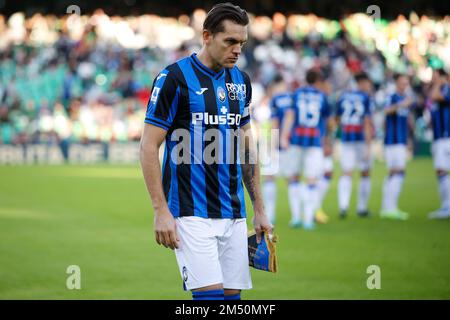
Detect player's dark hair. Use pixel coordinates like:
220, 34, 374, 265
437, 68, 448, 77
273, 74, 284, 84
393, 73, 408, 81
355, 72, 370, 83
203, 2, 249, 35
305, 69, 324, 85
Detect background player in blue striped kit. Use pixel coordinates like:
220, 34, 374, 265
336, 73, 374, 218
140, 3, 272, 300
428, 69, 450, 219
380, 74, 415, 220
280, 69, 333, 230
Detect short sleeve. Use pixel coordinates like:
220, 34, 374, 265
145, 70, 179, 131
336, 95, 344, 117
240, 72, 252, 127
364, 95, 372, 116
270, 97, 278, 119
289, 92, 297, 111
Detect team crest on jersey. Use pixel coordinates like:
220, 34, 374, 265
217, 87, 226, 102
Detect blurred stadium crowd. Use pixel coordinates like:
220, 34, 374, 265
0, 9, 449, 156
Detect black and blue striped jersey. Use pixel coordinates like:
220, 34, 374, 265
145, 53, 252, 219
384, 93, 411, 145
270, 92, 293, 125
431, 84, 450, 141
337, 90, 372, 142
290, 86, 330, 147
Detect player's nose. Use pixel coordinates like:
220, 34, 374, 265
232, 44, 241, 55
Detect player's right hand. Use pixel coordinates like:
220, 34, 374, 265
154, 209, 180, 250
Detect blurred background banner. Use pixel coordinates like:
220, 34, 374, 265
1, 0, 450, 301
0, 0, 450, 163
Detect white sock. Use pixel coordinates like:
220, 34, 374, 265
288, 182, 302, 222
262, 180, 277, 224
382, 176, 393, 211
391, 173, 405, 210
338, 175, 352, 211
318, 176, 331, 208
438, 174, 450, 210
303, 184, 319, 226
357, 176, 371, 212
299, 182, 307, 217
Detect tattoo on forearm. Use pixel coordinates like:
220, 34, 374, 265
241, 149, 257, 202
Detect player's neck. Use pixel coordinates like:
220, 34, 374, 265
358, 87, 367, 94
273, 84, 286, 94
197, 50, 223, 73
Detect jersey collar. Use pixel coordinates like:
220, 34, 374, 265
190, 53, 226, 80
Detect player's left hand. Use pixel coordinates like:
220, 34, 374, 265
252, 211, 273, 244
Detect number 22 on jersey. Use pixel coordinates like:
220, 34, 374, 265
341, 100, 364, 125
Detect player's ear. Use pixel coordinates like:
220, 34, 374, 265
202, 29, 212, 45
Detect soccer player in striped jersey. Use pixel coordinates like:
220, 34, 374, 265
380, 74, 415, 220
140, 3, 272, 301
281, 69, 333, 230
336, 73, 374, 218
428, 69, 450, 219
262, 75, 293, 226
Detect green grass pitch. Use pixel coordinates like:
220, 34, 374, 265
0, 158, 449, 299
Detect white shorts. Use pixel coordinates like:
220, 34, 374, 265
384, 144, 407, 170
285, 146, 324, 179
174, 216, 252, 291
323, 156, 334, 173
278, 148, 292, 177
340, 142, 372, 173
432, 138, 450, 171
